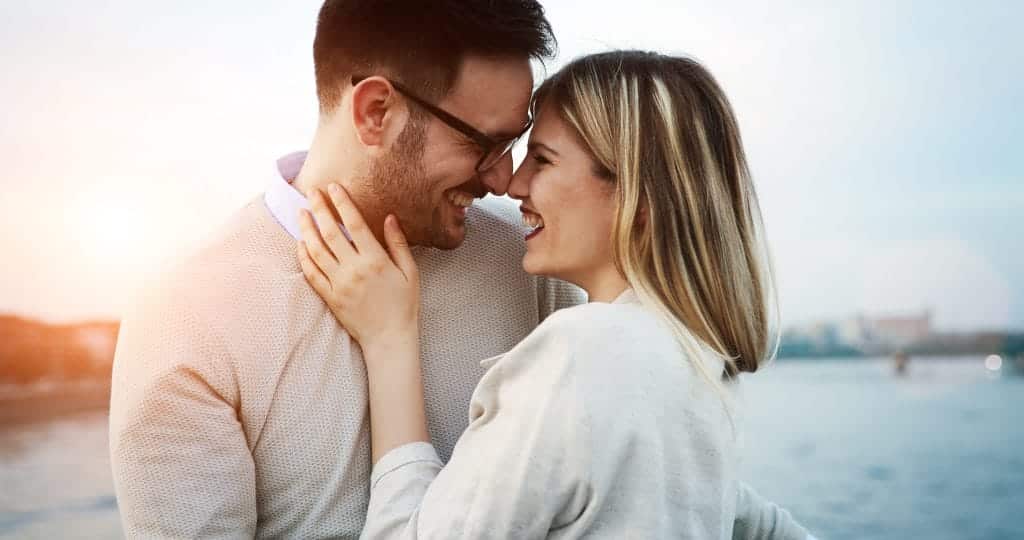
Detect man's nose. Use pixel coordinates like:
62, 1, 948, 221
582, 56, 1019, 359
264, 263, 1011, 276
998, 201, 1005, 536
479, 152, 515, 196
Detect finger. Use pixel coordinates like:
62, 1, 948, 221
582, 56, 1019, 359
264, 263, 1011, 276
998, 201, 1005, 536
296, 241, 333, 296
384, 215, 419, 282
298, 207, 339, 274
327, 183, 386, 258
310, 188, 358, 260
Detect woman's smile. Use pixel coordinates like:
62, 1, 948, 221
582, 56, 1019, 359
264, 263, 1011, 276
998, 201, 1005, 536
521, 206, 545, 240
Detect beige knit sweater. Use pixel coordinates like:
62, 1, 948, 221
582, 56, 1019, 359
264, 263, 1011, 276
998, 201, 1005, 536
109, 195, 583, 538
109, 194, 809, 539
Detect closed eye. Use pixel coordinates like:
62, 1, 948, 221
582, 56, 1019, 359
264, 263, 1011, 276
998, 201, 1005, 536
532, 154, 552, 166
461, 138, 485, 153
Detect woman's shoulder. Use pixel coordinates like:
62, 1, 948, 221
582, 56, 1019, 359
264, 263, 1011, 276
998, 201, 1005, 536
513, 298, 677, 374
535, 299, 736, 426
533, 296, 729, 389
542, 298, 668, 346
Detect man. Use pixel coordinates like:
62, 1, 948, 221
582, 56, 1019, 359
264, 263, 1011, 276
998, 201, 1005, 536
110, 1, 812, 538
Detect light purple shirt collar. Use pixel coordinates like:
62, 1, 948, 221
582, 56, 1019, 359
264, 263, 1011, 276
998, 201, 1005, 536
265, 151, 311, 240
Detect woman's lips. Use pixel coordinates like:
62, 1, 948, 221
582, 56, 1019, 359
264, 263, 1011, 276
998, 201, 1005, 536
521, 208, 545, 241
521, 211, 542, 227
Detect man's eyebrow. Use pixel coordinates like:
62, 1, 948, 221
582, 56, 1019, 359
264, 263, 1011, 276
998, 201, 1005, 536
488, 114, 533, 140
491, 129, 523, 140
527, 142, 560, 156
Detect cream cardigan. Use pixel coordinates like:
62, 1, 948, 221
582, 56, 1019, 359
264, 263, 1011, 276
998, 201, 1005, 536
363, 290, 811, 539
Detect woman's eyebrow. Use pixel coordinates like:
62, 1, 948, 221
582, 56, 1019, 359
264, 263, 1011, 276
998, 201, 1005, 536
527, 142, 560, 156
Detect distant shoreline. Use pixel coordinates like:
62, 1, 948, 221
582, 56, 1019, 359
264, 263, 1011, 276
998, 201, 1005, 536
1, 354, 1018, 427
0, 353, 1018, 427
0, 380, 111, 425
774, 353, 1003, 361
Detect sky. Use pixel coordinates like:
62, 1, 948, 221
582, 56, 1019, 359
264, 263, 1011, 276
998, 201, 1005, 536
0, 0, 1021, 331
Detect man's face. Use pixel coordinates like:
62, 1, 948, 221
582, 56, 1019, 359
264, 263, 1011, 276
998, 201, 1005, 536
367, 55, 534, 250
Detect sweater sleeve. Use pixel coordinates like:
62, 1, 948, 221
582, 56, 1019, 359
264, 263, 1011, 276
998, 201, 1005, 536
360, 322, 588, 539
109, 291, 257, 539
732, 481, 812, 540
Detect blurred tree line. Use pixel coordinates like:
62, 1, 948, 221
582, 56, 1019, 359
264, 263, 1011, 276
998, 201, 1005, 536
0, 315, 119, 385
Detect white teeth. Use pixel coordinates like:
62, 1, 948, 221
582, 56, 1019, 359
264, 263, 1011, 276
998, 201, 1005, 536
447, 191, 475, 208
521, 212, 545, 230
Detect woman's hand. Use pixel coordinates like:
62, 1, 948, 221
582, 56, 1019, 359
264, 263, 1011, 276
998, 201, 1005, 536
296, 182, 421, 353
297, 182, 429, 462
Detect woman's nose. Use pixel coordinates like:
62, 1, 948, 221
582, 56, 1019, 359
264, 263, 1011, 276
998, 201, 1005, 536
507, 164, 531, 200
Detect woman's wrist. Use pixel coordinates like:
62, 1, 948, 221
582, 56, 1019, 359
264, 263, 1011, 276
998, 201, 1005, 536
360, 328, 420, 372
360, 329, 429, 464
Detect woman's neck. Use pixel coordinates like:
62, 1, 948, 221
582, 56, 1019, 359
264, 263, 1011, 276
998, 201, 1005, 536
579, 265, 630, 303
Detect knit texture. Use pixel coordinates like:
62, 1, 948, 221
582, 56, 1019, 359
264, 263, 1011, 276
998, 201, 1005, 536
362, 292, 742, 539
109, 195, 584, 539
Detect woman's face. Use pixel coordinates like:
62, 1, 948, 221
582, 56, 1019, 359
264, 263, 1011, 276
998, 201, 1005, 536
508, 104, 619, 288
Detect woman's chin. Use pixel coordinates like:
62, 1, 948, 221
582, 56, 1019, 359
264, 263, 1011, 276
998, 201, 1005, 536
521, 253, 545, 276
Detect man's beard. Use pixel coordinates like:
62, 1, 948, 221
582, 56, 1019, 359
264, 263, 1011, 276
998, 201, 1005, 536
364, 119, 464, 250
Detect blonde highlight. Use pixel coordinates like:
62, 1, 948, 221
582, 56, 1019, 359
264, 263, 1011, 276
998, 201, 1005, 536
533, 51, 780, 389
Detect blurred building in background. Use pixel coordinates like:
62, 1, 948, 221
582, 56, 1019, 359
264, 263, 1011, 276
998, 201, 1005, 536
779, 309, 1023, 361
839, 311, 933, 353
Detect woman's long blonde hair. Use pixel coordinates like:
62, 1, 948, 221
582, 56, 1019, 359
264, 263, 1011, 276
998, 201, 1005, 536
534, 50, 779, 384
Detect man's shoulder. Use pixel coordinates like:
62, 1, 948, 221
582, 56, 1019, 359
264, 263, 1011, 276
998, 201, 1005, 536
461, 196, 586, 313
128, 196, 293, 325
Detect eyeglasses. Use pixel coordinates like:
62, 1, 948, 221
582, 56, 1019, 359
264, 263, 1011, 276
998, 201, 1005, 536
352, 75, 532, 172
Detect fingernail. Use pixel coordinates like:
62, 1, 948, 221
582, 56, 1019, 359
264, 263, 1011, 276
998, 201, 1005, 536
329, 183, 339, 194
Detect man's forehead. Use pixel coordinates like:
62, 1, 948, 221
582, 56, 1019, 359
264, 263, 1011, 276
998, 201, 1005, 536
442, 55, 535, 138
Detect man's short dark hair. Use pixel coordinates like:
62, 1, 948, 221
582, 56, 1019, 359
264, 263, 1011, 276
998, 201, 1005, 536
313, 0, 556, 112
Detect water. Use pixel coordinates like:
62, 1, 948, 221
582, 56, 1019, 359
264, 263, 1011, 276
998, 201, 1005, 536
1, 358, 1021, 539
0, 412, 119, 539
739, 358, 1024, 540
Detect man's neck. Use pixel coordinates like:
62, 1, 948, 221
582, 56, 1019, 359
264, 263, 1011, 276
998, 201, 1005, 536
293, 141, 350, 194
292, 142, 389, 246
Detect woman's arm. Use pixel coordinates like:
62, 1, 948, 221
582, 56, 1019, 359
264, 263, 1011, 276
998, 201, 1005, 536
733, 482, 813, 540
360, 337, 429, 464
298, 185, 588, 538
297, 183, 428, 463
363, 322, 589, 539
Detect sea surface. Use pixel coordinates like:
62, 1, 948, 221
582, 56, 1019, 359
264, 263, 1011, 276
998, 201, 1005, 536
1, 357, 1021, 539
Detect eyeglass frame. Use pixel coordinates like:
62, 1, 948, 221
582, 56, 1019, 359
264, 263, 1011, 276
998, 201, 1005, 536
351, 75, 532, 172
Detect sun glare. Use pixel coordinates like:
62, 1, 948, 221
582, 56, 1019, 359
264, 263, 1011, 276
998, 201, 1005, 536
71, 184, 166, 284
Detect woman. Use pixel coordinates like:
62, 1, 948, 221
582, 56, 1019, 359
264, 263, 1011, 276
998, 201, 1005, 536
299, 51, 788, 538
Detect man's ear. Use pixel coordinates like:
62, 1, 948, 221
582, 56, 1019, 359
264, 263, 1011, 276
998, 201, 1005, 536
350, 76, 407, 148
